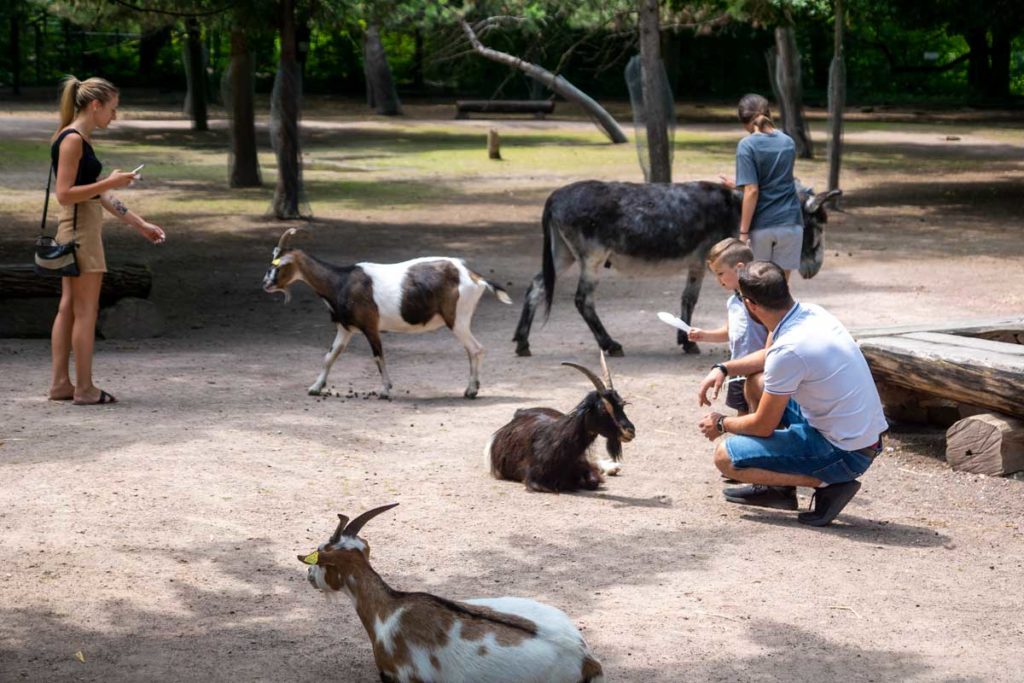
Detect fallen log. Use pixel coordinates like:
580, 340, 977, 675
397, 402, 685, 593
946, 412, 1024, 476
859, 332, 1024, 419
0, 263, 152, 306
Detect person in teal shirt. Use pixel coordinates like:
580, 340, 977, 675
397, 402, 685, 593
720, 94, 803, 280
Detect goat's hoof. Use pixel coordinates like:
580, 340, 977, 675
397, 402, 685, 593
599, 461, 622, 476
605, 343, 624, 357
515, 343, 532, 357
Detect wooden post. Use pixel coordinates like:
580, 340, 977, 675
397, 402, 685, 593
487, 129, 501, 160
638, 0, 671, 183
946, 413, 1024, 476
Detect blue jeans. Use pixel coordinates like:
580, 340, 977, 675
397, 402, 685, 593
724, 400, 875, 484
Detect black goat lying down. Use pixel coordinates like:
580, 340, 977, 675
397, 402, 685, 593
487, 354, 635, 492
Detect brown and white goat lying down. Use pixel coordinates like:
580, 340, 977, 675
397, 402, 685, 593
263, 228, 512, 399
300, 504, 604, 683
487, 355, 635, 492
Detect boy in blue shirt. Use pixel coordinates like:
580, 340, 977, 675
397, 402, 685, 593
688, 238, 768, 415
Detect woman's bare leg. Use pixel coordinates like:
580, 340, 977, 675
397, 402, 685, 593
49, 276, 76, 399
69, 272, 110, 403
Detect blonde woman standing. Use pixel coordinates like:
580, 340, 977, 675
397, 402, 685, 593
49, 76, 165, 405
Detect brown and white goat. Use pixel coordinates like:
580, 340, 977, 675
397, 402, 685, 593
263, 228, 512, 399
486, 354, 635, 492
300, 504, 604, 683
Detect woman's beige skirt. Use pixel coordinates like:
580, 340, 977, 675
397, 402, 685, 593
56, 198, 105, 273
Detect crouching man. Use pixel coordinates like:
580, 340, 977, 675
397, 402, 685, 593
697, 261, 888, 526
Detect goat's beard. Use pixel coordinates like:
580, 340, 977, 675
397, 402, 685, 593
605, 437, 622, 462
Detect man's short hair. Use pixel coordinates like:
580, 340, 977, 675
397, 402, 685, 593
707, 238, 753, 269
738, 261, 794, 311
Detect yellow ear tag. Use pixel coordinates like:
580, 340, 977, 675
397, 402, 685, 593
301, 550, 319, 565
271, 258, 281, 266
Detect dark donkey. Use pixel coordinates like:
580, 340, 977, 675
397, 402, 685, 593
513, 180, 839, 356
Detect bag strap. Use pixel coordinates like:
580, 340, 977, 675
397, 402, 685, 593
40, 163, 54, 234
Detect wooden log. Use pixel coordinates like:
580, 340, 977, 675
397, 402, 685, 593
0, 263, 152, 305
455, 99, 555, 118
859, 333, 1024, 419
946, 412, 1024, 476
487, 128, 501, 160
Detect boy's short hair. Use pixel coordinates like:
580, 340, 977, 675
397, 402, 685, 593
707, 237, 754, 269
738, 261, 794, 311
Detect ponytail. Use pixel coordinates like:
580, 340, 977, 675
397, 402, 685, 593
52, 75, 119, 141
55, 75, 80, 140
737, 94, 774, 133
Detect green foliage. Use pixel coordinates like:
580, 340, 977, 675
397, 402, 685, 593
1, 0, 1020, 101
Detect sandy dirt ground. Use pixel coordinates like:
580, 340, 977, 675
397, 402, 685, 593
1, 105, 1023, 682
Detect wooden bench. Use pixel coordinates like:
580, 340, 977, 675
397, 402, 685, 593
455, 99, 555, 120
854, 317, 1024, 476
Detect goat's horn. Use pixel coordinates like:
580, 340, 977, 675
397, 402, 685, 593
329, 514, 350, 544
343, 503, 399, 538
562, 362, 606, 392
598, 350, 613, 389
275, 227, 301, 252
805, 188, 842, 214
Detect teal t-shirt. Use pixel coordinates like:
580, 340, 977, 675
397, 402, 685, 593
735, 131, 803, 231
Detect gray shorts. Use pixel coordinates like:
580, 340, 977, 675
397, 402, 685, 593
750, 225, 803, 270
726, 379, 748, 412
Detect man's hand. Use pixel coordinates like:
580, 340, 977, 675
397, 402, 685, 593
698, 367, 725, 407
699, 412, 724, 441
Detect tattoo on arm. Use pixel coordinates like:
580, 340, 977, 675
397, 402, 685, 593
110, 195, 129, 217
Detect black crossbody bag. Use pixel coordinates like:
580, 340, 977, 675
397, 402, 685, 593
34, 163, 79, 277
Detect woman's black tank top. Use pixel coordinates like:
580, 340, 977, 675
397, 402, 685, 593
51, 128, 103, 187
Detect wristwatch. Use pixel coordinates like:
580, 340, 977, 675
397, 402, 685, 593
713, 363, 729, 377
715, 414, 727, 434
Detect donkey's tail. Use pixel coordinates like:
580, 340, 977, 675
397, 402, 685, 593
541, 198, 556, 320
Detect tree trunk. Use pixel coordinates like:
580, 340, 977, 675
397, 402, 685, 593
363, 24, 402, 116
460, 19, 627, 144
184, 16, 209, 131
412, 29, 425, 91
988, 26, 1011, 99
638, 0, 671, 183
271, 0, 305, 219
826, 0, 845, 200
228, 28, 261, 188
773, 26, 812, 159
10, 1, 21, 95
965, 28, 990, 94
140, 27, 170, 80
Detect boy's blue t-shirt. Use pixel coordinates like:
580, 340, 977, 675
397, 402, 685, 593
735, 131, 803, 231
728, 293, 768, 360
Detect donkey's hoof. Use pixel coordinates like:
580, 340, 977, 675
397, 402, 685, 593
605, 343, 624, 357
682, 342, 701, 355
308, 386, 325, 396
515, 342, 532, 357
464, 387, 479, 399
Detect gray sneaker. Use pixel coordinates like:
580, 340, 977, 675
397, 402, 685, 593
723, 484, 798, 511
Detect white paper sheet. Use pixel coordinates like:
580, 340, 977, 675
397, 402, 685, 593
656, 311, 692, 333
